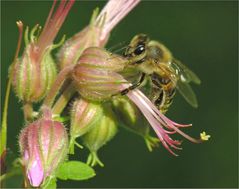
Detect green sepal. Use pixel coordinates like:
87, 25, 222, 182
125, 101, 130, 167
86, 151, 104, 167
144, 134, 160, 152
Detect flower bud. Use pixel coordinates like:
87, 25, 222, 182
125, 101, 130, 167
81, 105, 118, 167
69, 98, 103, 153
71, 47, 127, 102
57, 20, 105, 70
11, 41, 57, 102
19, 111, 68, 187
71, 98, 104, 137
111, 96, 159, 151
10, 0, 74, 102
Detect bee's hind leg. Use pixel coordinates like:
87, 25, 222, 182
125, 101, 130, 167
113, 73, 146, 96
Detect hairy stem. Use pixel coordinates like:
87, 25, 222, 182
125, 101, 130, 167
22, 102, 33, 122
52, 82, 76, 115
43, 65, 75, 108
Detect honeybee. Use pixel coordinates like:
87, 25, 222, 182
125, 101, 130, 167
120, 34, 201, 113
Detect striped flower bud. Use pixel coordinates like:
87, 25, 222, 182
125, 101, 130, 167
19, 109, 68, 187
11, 41, 57, 102
81, 106, 117, 167
57, 15, 104, 70
11, 0, 74, 102
71, 47, 127, 102
69, 98, 103, 153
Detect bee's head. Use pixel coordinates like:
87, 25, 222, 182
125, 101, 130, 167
124, 34, 149, 64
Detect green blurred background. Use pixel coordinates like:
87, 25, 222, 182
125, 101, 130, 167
1, 0, 238, 188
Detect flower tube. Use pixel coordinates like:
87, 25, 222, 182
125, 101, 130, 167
126, 89, 210, 156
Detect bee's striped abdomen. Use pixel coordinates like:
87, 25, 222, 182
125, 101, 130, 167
150, 73, 176, 114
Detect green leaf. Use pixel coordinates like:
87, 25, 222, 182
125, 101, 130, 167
56, 161, 96, 181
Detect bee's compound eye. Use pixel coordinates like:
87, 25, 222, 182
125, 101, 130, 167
134, 44, 145, 55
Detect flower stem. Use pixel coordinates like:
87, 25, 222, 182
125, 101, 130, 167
52, 82, 76, 115
0, 21, 23, 155
43, 65, 75, 108
22, 102, 33, 122
0, 79, 11, 155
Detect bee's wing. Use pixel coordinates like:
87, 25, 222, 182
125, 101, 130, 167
176, 80, 198, 108
172, 59, 201, 85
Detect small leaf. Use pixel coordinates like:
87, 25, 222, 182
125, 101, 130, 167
56, 161, 96, 181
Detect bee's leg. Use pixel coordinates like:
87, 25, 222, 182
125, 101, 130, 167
120, 73, 146, 95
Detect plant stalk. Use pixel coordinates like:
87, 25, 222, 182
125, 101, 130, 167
52, 82, 76, 115
43, 65, 75, 108
22, 102, 33, 122
0, 21, 23, 155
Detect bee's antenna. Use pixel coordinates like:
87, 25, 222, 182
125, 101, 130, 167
112, 45, 128, 54
107, 41, 128, 54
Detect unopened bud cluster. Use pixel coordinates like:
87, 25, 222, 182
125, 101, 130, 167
13, 0, 144, 186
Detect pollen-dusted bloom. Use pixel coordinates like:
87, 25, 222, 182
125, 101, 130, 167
57, 0, 140, 69
72, 47, 209, 156
11, 0, 74, 103
19, 108, 68, 187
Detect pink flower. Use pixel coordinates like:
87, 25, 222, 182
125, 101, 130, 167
33, 0, 75, 59
71, 47, 209, 156
126, 89, 209, 156
19, 109, 68, 187
95, 0, 140, 44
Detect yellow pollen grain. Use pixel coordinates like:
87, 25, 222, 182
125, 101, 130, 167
200, 131, 211, 141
